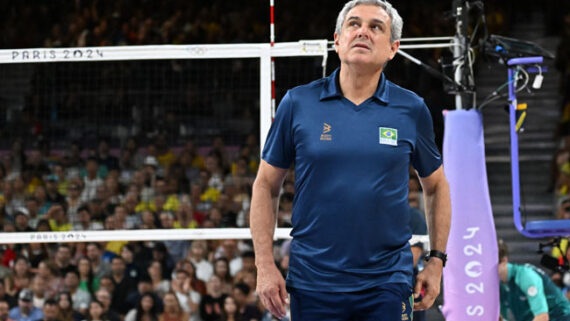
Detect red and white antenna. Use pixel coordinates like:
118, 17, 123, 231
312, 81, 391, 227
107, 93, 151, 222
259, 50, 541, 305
270, 0, 276, 120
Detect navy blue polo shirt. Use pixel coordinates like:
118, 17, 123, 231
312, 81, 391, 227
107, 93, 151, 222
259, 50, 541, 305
262, 68, 442, 292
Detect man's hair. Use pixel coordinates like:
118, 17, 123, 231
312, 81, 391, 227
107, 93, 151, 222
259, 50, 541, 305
335, 0, 403, 43
233, 282, 251, 296
43, 298, 57, 306
498, 238, 508, 262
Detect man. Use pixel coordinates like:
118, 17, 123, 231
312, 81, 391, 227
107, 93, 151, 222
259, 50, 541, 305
187, 240, 213, 283
233, 283, 262, 321
37, 299, 59, 321
29, 276, 47, 310
13, 209, 33, 233
54, 245, 76, 277
63, 270, 90, 313
44, 175, 65, 206
86, 242, 111, 278
80, 157, 104, 203
8, 289, 42, 321
0, 299, 13, 321
94, 288, 120, 321
499, 239, 570, 321
109, 256, 137, 317
73, 206, 104, 231
250, 0, 451, 319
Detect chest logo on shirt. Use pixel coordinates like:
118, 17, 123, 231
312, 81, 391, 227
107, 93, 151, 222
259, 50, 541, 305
320, 123, 332, 141
379, 127, 398, 146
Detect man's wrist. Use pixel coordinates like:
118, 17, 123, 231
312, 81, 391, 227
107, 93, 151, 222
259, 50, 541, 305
424, 250, 447, 267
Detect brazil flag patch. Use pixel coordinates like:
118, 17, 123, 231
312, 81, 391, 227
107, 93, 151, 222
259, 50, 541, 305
379, 127, 398, 146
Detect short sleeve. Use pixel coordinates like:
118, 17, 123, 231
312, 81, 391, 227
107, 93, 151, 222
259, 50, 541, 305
412, 101, 442, 177
261, 91, 295, 169
517, 268, 549, 316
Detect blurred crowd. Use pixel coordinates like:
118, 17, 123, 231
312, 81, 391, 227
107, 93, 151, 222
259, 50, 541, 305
0, 125, 431, 321
0, 0, 527, 50
551, 13, 570, 219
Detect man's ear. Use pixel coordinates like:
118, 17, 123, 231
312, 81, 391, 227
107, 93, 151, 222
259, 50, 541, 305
388, 40, 400, 60
334, 32, 340, 54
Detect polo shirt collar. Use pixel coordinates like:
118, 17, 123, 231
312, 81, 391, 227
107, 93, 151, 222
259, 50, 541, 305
320, 68, 389, 104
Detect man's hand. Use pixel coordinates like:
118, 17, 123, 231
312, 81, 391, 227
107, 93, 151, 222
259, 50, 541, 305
413, 258, 443, 311
256, 263, 288, 319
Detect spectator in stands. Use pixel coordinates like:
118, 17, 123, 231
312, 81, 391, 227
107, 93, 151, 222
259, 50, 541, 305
23, 198, 40, 230
125, 275, 163, 312
170, 269, 200, 318
45, 175, 65, 206
124, 292, 160, 321
54, 245, 76, 277
216, 240, 242, 277
94, 289, 120, 321
232, 282, 262, 321
55, 291, 83, 321
84, 300, 107, 321
499, 238, 570, 320
8, 289, 42, 321
66, 184, 83, 227
77, 257, 99, 298
0, 281, 15, 310
199, 275, 226, 321
5, 256, 31, 297
140, 210, 158, 229
120, 244, 141, 281
13, 209, 32, 233
80, 157, 104, 203
97, 138, 120, 173
37, 298, 59, 321
159, 292, 187, 321
220, 295, 240, 321
32, 186, 50, 217
29, 276, 47, 310
46, 204, 72, 232
157, 217, 187, 265
174, 202, 198, 229
86, 243, 111, 279
175, 259, 206, 296
63, 270, 90, 314
109, 256, 136, 317
212, 258, 233, 295
147, 260, 170, 298
557, 197, 570, 220
0, 299, 13, 321
73, 206, 103, 231
36, 261, 64, 299
187, 240, 213, 283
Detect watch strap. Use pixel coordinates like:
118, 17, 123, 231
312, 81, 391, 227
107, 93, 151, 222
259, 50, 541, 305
425, 250, 447, 267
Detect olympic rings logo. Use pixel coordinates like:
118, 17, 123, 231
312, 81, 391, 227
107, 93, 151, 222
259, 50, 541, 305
186, 46, 208, 56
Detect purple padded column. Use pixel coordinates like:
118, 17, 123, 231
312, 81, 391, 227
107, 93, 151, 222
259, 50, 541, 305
441, 110, 499, 320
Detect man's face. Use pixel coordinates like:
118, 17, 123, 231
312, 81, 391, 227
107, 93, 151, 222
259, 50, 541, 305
111, 258, 125, 275
95, 291, 111, 310
87, 244, 100, 261
43, 304, 59, 320
56, 247, 71, 264
334, 4, 399, 69
0, 302, 9, 321
64, 273, 79, 289
18, 299, 31, 314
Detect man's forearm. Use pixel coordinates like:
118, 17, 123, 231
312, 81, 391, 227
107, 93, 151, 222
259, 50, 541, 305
424, 178, 451, 252
250, 180, 280, 267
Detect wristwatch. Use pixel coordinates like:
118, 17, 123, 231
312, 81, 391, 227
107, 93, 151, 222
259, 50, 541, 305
424, 250, 447, 267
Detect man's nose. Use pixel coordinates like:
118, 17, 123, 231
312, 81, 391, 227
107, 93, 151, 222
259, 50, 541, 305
356, 25, 370, 39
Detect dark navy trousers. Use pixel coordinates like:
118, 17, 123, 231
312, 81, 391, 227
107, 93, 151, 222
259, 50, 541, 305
288, 283, 413, 321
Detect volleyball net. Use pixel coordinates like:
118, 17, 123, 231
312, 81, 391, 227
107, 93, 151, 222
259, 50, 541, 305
0, 41, 429, 250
